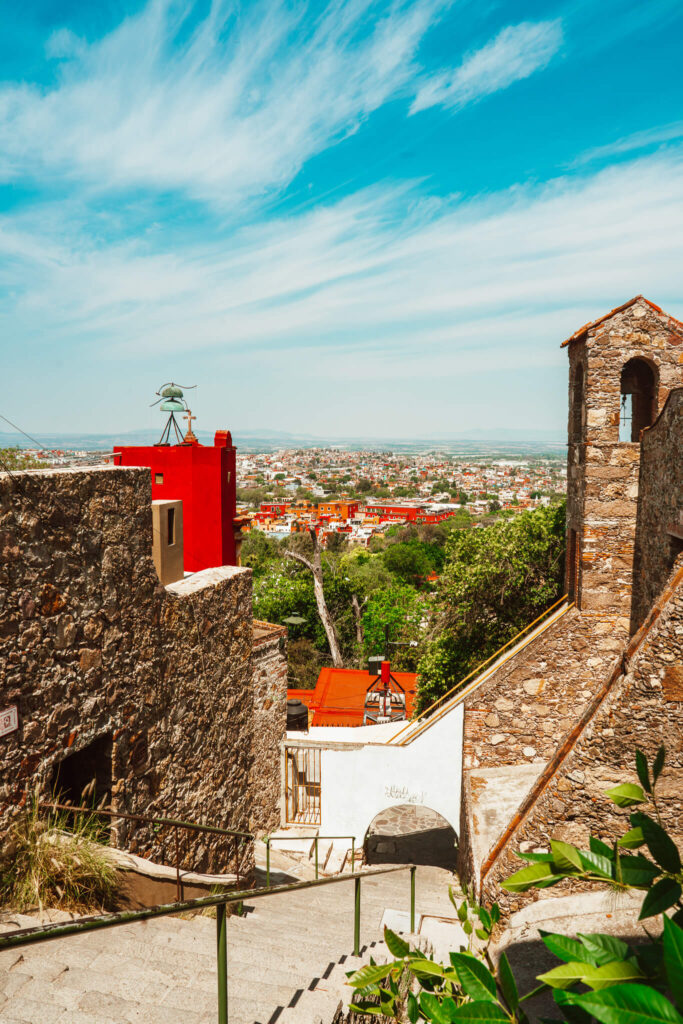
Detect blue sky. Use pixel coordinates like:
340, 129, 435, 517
2, 0, 683, 439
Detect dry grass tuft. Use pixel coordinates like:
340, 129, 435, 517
1, 798, 120, 913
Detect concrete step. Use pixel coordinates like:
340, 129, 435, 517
0, 865, 458, 1024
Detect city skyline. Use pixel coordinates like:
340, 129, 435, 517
2, 0, 683, 437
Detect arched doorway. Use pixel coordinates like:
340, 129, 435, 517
364, 804, 457, 869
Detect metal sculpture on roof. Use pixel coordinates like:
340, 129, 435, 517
150, 383, 197, 445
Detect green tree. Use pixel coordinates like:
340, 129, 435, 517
415, 503, 565, 712
0, 447, 43, 471
361, 584, 428, 670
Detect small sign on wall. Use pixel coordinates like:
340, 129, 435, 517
0, 706, 19, 738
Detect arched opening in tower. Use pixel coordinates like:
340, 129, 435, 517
619, 358, 657, 442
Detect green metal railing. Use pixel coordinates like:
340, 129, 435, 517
38, 801, 255, 900
264, 833, 356, 886
0, 865, 417, 1024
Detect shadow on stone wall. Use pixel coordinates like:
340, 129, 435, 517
364, 804, 457, 870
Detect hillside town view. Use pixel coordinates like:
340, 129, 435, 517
1, 1, 682, 1023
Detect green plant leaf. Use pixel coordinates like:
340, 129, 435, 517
618, 855, 661, 888
639, 877, 683, 921
558, 983, 683, 1024
631, 813, 682, 875
540, 931, 599, 966
502, 861, 566, 892
516, 851, 556, 863
540, 959, 643, 991
663, 917, 683, 1010
451, 1003, 509, 1021
384, 926, 410, 959
498, 951, 519, 1012
411, 959, 450, 978
348, 961, 398, 988
636, 750, 652, 794
591, 836, 616, 859
551, 840, 584, 871
349, 1000, 384, 1015
587, 960, 645, 989
652, 746, 666, 783
457, 901, 468, 923
619, 828, 645, 850
463, 919, 473, 935
490, 904, 500, 925
407, 990, 419, 1024
449, 952, 497, 1002
605, 783, 646, 808
538, 961, 597, 990
420, 991, 453, 1024
478, 906, 492, 931
577, 849, 614, 879
576, 933, 630, 966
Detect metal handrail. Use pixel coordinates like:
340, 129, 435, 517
38, 801, 255, 900
264, 833, 357, 885
388, 593, 570, 746
0, 863, 417, 1024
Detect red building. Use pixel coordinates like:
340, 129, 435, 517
113, 430, 237, 573
288, 664, 417, 727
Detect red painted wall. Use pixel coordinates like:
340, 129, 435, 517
113, 430, 237, 573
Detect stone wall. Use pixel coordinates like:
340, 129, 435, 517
461, 610, 625, 772
565, 298, 683, 618
0, 465, 256, 875
480, 559, 683, 915
251, 620, 288, 835
631, 388, 683, 631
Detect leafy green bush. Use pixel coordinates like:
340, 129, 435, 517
0, 799, 120, 913
348, 746, 683, 1022
415, 503, 566, 713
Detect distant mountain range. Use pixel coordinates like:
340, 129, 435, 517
0, 427, 565, 455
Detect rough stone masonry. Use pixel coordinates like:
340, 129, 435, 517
0, 464, 287, 874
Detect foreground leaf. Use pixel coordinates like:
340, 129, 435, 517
451, 1003, 509, 1021
635, 750, 652, 794
639, 877, 682, 920
498, 951, 519, 1012
449, 952, 497, 1002
502, 861, 566, 892
576, 933, 630, 966
540, 931, 598, 966
605, 783, 646, 808
348, 961, 398, 988
618, 828, 645, 850
631, 813, 682, 875
551, 840, 584, 872
662, 916, 683, 1009
384, 926, 410, 959
557, 982, 683, 1024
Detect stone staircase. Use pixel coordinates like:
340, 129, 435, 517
0, 865, 457, 1024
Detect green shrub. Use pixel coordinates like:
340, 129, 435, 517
348, 746, 683, 1022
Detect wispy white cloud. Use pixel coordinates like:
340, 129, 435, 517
0, 0, 448, 209
3, 147, 683, 379
410, 19, 563, 114
573, 120, 683, 166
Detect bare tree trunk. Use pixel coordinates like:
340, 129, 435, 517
285, 529, 344, 668
351, 593, 368, 647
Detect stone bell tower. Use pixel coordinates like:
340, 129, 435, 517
563, 295, 683, 621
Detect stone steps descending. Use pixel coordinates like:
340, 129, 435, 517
0, 866, 460, 1024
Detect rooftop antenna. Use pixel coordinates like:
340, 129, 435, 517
150, 382, 197, 445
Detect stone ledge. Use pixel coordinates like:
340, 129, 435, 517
165, 565, 251, 595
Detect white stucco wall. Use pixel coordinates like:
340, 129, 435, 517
318, 703, 464, 844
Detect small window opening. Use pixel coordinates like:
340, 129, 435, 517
167, 507, 175, 546
50, 734, 113, 811
619, 359, 657, 442
154, 472, 164, 485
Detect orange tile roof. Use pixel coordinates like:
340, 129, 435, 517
288, 667, 418, 727
561, 295, 683, 348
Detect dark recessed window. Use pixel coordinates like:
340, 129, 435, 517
154, 472, 164, 485
167, 507, 175, 546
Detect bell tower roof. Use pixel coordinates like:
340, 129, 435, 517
561, 295, 683, 348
